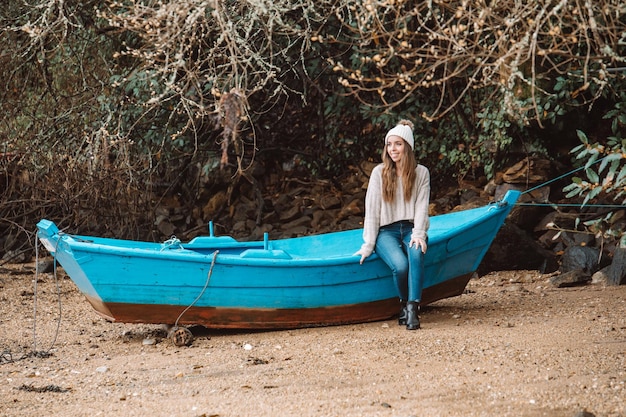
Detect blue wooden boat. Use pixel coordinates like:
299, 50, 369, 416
36, 190, 520, 329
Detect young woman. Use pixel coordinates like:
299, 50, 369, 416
355, 119, 430, 330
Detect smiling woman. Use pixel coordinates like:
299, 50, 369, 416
355, 119, 431, 330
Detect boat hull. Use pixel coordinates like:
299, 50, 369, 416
83, 273, 472, 329
36, 191, 520, 329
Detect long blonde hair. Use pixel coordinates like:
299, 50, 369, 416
382, 120, 416, 202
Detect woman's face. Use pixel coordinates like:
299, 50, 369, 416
386, 136, 406, 164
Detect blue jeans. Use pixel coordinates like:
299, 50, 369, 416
375, 221, 425, 302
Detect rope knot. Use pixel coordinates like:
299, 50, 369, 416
161, 236, 183, 251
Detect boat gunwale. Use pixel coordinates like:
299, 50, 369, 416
42, 195, 516, 268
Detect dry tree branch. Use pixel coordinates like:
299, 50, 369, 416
98, 0, 327, 174
330, 0, 626, 124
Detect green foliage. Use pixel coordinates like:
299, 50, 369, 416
564, 102, 626, 205
326, 0, 625, 181
563, 94, 626, 246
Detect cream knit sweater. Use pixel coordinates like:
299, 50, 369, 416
358, 163, 430, 257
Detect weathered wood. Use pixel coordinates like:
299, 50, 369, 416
83, 274, 473, 329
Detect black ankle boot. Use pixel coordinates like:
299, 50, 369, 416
398, 301, 407, 325
406, 301, 420, 330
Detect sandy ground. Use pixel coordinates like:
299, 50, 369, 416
1, 263, 625, 417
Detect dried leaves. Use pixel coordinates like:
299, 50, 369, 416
331, 0, 626, 121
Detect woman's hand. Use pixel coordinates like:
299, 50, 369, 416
410, 237, 427, 254
353, 249, 369, 265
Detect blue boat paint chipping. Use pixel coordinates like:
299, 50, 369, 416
36, 190, 521, 328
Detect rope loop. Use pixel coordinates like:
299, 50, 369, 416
161, 236, 183, 251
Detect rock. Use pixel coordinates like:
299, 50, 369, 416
279, 205, 302, 222
479, 223, 558, 274
573, 410, 595, 417
202, 190, 228, 220
232, 220, 248, 233
459, 188, 480, 205
37, 259, 55, 273
318, 193, 341, 210
311, 210, 335, 230
280, 225, 308, 237
524, 185, 551, 202
536, 229, 561, 249
591, 267, 609, 285
250, 224, 273, 240
493, 183, 524, 201
550, 270, 592, 288
606, 246, 626, 285
430, 193, 459, 215
1, 250, 30, 264
455, 194, 488, 210
571, 233, 595, 247
339, 175, 362, 194
337, 199, 363, 221
561, 245, 600, 274
533, 211, 580, 232
261, 210, 279, 224
502, 157, 551, 184
504, 283, 525, 292
156, 219, 176, 237
281, 215, 311, 231
168, 327, 193, 347
494, 182, 550, 205
483, 179, 497, 196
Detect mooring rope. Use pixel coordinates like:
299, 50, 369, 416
2, 232, 63, 365
32, 231, 63, 356
517, 155, 625, 209
173, 249, 219, 327
516, 202, 626, 209
161, 236, 183, 251
521, 154, 610, 196
3, 231, 218, 362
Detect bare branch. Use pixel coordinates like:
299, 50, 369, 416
330, 0, 626, 123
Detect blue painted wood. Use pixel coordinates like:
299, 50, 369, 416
36, 190, 520, 327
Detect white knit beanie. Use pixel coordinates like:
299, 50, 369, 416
384, 120, 414, 150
